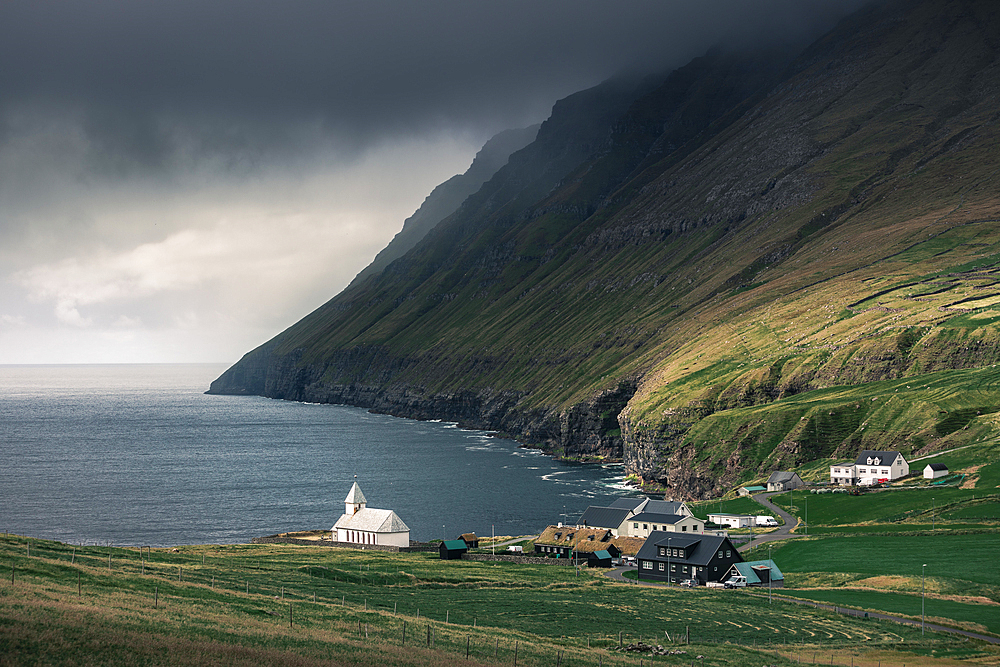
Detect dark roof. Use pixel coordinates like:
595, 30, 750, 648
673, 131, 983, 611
767, 471, 800, 484
630, 512, 690, 525
854, 450, 903, 466
608, 497, 645, 510
926, 463, 948, 471
643, 500, 685, 515
578, 506, 632, 529
636, 531, 738, 567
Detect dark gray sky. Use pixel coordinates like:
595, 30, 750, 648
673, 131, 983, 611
0, 0, 866, 363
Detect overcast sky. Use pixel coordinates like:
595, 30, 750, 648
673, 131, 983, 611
0, 0, 865, 364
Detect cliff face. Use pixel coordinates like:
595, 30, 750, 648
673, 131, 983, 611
211, 0, 1000, 497
349, 125, 539, 287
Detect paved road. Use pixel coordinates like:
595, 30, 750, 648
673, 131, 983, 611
739, 491, 800, 552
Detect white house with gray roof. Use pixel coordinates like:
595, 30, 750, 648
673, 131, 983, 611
577, 497, 697, 536
332, 482, 410, 547
829, 450, 909, 486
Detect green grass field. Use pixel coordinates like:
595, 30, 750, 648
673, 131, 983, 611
2, 535, 992, 666
745, 533, 1000, 636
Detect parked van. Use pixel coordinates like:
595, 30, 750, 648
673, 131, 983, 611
724, 574, 748, 588
755, 515, 778, 527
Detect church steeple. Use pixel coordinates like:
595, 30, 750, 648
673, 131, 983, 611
345, 479, 367, 515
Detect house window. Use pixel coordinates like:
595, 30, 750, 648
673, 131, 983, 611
682, 526, 688, 532
726, 550, 731, 558
858, 468, 866, 473
658, 547, 665, 556
643, 524, 648, 530
671, 564, 676, 572
882, 469, 889, 475
634, 523, 639, 529
658, 562, 664, 571
718, 551, 723, 558
642, 561, 652, 570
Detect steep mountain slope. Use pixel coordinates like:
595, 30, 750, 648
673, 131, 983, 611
210, 0, 1000, 498
349, 125, 539, 287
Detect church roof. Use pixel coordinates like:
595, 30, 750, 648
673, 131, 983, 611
333, 507, 409, 533
345, 482, 367, 505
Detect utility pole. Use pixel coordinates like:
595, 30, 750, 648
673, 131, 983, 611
768, 543, 772, 604
922, 563, 927, 634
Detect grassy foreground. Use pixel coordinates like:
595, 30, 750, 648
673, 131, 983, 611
1, 536, 997, 666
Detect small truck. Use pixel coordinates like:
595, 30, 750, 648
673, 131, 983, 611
755, 515, 778, 527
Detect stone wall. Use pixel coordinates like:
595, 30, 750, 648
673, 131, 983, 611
461, 552, 575, 566
250, 535, 436, 552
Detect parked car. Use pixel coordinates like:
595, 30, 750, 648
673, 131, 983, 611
623, 556, 636, 567
680, 579, 698, 588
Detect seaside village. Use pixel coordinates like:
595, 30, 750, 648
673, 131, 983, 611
274, 448, 933, 589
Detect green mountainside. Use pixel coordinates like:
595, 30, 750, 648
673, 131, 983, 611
210, 0, 1000, 498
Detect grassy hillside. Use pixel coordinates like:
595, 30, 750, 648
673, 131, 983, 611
210, 0, 1000, 497
2, 535, 995, 666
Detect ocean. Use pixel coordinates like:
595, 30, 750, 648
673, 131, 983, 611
0, 364, 632, 546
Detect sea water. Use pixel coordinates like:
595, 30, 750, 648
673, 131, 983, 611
0, 364, 632, 546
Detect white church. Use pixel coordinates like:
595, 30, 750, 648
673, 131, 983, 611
332, 481, 410, 548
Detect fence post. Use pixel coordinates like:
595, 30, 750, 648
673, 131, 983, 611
402, 620, 406, 646
467, 636, 470, 659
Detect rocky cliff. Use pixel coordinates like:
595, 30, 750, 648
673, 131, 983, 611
211, 0, 1000, 497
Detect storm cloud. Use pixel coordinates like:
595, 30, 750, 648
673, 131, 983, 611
0, 0, 867, 363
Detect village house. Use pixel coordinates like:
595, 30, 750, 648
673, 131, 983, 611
636, 532, 743, 585
577, 497, 698, 536
923, 463, 949, 479
533, 525, 615, 561
766, 471, 805, 492
738, 485, 766, 497
332, 481, 410, 547
829, 450, 910, 486
621, 511, 704, 538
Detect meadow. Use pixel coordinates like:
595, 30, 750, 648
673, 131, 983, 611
745, 533, 1000, 637
2, 534, 993, 666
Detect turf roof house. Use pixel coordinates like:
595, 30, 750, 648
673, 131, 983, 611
829, 450, 910, 486
533, 526, 620, 561
332, 482, 410, 548
636, 532, 743, 585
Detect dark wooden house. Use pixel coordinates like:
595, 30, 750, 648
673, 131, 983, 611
635, 532, 743, 585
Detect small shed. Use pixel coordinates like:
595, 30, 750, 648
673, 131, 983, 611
587, 549, 614, 568
923, 463, 949, 479
439, 539, 468, 560
459, 532, 479, 548
728, 559, 784, 588
738, 485, 766, 497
